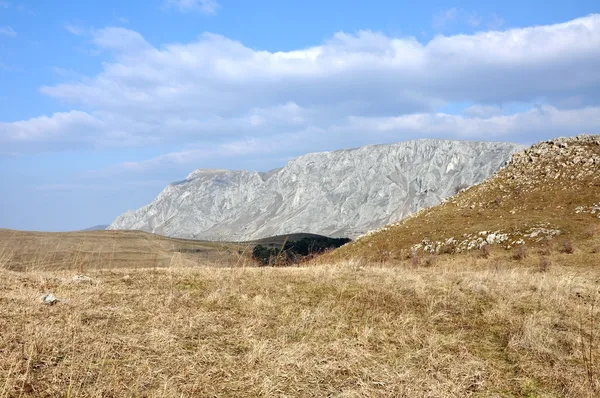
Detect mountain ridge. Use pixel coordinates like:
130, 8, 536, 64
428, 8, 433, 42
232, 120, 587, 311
108, 139, 525, 241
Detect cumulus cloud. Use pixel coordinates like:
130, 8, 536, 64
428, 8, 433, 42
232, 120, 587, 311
104, 105, 600, 175
0, 14, 598, 158
0, 25, 16, 37
163, 0, 218, 15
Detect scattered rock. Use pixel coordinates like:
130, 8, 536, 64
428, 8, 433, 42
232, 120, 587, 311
41, 293, 60, 305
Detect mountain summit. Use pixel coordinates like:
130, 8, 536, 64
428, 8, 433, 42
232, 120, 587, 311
108, 139, 524, 241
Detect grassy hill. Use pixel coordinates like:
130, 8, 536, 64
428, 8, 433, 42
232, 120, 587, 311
326, 134, 600, 263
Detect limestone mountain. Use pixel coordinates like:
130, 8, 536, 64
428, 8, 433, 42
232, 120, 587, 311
329, 135, 600, 262
108, 139, 524, 241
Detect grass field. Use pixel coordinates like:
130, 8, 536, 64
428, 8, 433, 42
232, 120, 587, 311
0, 229, 250, 272
1, 253, 599, 397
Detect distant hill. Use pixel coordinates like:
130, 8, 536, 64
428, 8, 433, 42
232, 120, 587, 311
0, 229, 244, 271
81, 225, 109, 231
108, 139, 523, 241
328, 135, 600, 262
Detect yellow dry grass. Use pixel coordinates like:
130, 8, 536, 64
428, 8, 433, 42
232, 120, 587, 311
0, 229, 247, 272
1, 255, 600, 397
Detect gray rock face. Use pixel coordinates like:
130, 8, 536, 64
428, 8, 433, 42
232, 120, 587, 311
108, 139, 524, 241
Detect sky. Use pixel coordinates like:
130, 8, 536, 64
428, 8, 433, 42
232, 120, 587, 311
0, 0, 599, 232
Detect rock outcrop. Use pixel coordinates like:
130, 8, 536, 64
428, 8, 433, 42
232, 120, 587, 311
108, 139, 524, 241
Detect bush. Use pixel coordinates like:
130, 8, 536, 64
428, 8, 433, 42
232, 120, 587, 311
512, 246, 528, 261
561, 240, 575, 254
252, 245, 282, 266
411, 252, 421, 267
480, 244, 492, 259
424, 255, 437, 267
538, 256, 551, 272
538, 246, 552, 256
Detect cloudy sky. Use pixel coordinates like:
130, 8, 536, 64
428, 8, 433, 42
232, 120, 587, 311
1, 0, 599, 231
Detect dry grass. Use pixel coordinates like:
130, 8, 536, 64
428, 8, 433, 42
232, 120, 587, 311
0, 229, 247, 272
1, 257, 600, 397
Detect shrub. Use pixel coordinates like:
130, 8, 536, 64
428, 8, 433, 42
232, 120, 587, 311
480, 244, 492, 259
411, 251, 421, 267
538, 256, 551, 272
561, 240, 575, 254
512, 246, 528, 261
538, 246, 552, 256
424, 255, 437, 267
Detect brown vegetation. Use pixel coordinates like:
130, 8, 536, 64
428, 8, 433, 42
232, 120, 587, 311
0, 229, 247, 272
1, 258, 600, 397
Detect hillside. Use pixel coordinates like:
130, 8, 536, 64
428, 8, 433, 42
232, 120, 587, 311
328, 135, 600, 262
108, 139, 523, 241
0, 229, 245, 271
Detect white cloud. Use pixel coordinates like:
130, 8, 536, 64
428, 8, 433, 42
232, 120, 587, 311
488, 14, 505, 30
464, 105, 503, 118
434, 9, 504, 31
0, 25, 16, 37
433, 8, 458, 29
0, 111, 101, 143
106, 105, 600, 174
64, 23, 86, 36
164, 0, 218, 15
348, 105, 600, 139
0, 15, 598, 158
466, 12, 482, 28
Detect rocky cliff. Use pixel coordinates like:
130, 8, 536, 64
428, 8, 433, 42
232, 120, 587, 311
108, 139, 524, 240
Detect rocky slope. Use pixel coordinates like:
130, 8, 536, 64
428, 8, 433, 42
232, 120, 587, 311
329, 134, 600, 261
108, 139, 524, 241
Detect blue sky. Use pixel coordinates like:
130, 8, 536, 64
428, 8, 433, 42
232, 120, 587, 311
1, 0, 599, 231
